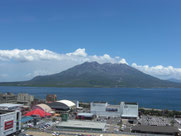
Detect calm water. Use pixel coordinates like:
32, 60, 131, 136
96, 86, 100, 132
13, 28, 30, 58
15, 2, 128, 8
0, 86, 181, 111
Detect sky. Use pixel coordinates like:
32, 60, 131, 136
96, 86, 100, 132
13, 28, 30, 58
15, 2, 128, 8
0, 0, 181, 82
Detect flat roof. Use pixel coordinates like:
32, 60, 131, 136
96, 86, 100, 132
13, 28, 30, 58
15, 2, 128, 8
77, 113, 94, 117
0, 103, 23, 108
122, 114, 138, 117
57, 120, 106, 130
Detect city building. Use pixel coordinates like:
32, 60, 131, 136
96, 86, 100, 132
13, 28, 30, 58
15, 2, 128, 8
121, 102, 139, 119
46, 94, 57, 103
17, 93, 34, 106
0, 104, 22, 136
90, 102, 138, 119
0, 92, 17, 104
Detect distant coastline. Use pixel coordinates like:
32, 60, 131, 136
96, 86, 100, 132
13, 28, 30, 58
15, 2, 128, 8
0, 86, 181, 111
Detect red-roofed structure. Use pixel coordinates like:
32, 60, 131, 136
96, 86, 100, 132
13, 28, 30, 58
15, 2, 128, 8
25, 108, 51, 117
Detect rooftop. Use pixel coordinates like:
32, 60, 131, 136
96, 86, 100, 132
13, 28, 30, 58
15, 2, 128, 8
77, 113, 94, 117
0, 103, 23, 108
57, 120, 106, 130
0, 110, 14, 115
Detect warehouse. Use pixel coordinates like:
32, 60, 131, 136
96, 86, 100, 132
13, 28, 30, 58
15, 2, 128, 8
90, 102, 138, 119
56, 120, 106, 131
0, 110, 21, 136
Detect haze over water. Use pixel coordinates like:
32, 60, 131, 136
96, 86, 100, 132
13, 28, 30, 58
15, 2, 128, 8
0, 86, 180, 111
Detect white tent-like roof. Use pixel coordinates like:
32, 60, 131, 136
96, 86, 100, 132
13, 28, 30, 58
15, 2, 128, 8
36, 104, 52, 113
57, 100, 75, 108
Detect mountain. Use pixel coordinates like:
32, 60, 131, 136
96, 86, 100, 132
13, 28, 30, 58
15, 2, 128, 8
168, 78, 181, 83
0, 62, 181, 88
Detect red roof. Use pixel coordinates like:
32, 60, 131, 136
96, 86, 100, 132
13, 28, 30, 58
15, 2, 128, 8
25, 108, 51, 117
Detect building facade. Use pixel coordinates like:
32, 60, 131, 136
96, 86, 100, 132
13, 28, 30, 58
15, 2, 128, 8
0, 93, 17, 104
90, 102, 138, 119
0, 104, 22, 136
17, 93, 34, 106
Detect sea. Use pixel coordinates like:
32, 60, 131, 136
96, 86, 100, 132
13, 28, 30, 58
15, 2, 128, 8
0, 86, 181, 111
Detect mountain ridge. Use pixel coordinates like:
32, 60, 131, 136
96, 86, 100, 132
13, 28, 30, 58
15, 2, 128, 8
0, 61, 181, 88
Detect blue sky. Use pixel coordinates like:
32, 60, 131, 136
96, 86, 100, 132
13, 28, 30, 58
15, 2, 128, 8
0, 0, 181, 81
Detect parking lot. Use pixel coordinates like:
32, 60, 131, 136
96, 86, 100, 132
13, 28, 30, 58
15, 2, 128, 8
138, 115, 172, 126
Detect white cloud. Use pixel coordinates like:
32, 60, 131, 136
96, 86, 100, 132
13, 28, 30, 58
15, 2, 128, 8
0, 48, 180, 82
66, 48, 87, 57
0, 48, 128, 81
0, 48, 128, 64
0, 49, 61, 62
119, 59, 128, 65
132, 63, 181, 80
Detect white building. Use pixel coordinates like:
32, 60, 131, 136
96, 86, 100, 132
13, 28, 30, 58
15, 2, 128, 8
0, 104, 22, 136
90, 102, 138, 119
17, 93, 34, 106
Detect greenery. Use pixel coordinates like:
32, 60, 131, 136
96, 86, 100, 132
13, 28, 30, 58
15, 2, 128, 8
139, 108, 181, 117
79, 102, 90, 108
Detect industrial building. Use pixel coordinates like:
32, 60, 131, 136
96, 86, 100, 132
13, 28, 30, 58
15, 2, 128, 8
90, 102, 138, 119
0, 104, 22, 136
56, 120, 106, 131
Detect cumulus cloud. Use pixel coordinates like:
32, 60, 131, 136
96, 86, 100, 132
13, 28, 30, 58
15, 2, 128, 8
132, 63, 181, 80
0, 48, 180, 82
0, 48, 128, 64
0, 49, 61, 62
0, 48, 128, 81
66, 48, 87, 57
